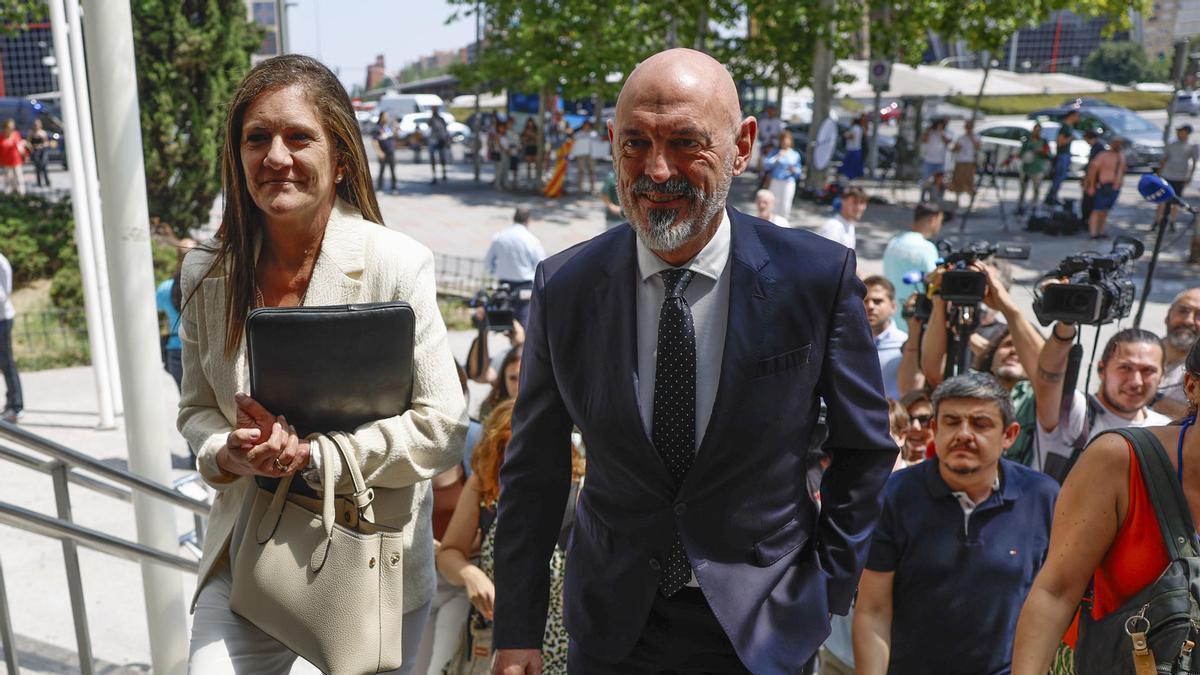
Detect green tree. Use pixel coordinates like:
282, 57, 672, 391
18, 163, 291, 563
0, 0, 45, 35
132, 0, 260, 237
1085, 41, 1155, 84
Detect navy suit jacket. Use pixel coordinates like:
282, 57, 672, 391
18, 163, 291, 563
493, 207, 897, 674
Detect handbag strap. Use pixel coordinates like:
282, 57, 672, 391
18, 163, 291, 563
328, 435, 375, 522
1109, 428, 1197, 561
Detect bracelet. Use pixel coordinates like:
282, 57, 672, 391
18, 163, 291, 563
1051, 326, 1076, 342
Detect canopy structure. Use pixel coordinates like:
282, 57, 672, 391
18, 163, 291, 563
834, 59, 1129, 100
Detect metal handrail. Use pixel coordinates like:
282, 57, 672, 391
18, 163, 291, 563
0, 421, 209, 516
0, 420, 209, 674
0, 502, 198, 574
0, 444, 130, 502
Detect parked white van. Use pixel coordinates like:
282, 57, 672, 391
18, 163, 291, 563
375, 93, 445, 121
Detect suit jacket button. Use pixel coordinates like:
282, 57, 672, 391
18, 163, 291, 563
673, 503, 687, 516
649, 558, 661, 571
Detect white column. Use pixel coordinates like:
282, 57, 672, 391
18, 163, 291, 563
66, 0, 123, 417
78, 1, 189, 673
45, 0, 115, 429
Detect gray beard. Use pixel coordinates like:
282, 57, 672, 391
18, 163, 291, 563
626, 161, 734, 253
1166, 327, 1197, 354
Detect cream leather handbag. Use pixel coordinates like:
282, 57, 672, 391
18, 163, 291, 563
230, 436, 405, 674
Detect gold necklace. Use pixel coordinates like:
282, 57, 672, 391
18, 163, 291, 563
255, 279, 311, 309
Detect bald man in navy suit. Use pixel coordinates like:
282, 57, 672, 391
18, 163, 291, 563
491, 49, 897, 675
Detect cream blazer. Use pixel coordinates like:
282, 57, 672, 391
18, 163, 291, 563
177, 199, 468, 612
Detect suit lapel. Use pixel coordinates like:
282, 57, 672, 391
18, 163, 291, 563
682, 208, 775, 495
592, 229, 673, 481
303, 200, 365, 306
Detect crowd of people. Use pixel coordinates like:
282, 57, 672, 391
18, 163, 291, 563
6, 41, 1200, 675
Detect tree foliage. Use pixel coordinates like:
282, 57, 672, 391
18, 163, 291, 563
1085, 41, 1159, 84
131, 0, 260, 237
450, 0, 1145, 111
0, 0, 45, 36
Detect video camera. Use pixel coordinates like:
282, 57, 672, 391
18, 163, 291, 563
935, 240, 1031, 304
471, 284, 517, 332
1032, 235, 1145, 327
899, 270, 933, 323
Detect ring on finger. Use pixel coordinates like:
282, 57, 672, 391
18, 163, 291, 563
273, 457, 288, 472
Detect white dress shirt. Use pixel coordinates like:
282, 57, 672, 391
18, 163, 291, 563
634, 210, 732, 450
817, 214, 856, 249
485, 223, 546, 282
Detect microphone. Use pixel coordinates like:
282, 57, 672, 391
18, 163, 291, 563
1139, 174, 1197, 214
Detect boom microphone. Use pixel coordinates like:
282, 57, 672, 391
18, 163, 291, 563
1139, 174, 1197, 214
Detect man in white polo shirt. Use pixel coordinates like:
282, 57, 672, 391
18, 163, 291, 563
484, 206, 546, 327
817, 186, 868, 249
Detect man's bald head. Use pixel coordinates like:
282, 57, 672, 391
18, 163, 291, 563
617, 48, 742, 137
608, 49, 755, 263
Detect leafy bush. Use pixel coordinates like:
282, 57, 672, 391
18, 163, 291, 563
1085, 42, 1157, 86
0, 194, 75, 285
1, 193, 177, 310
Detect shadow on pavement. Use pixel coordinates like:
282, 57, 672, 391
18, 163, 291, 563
0, 633, 150, 674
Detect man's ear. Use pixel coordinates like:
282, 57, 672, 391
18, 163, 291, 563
1001, 421, 1020, 450
732, 117, 757, 176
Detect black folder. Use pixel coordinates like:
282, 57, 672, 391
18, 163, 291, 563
246, 301, 415, 496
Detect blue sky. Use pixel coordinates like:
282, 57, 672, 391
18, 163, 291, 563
285, 0, 477, 90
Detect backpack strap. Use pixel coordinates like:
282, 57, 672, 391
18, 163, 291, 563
1108, 427, 1197, 561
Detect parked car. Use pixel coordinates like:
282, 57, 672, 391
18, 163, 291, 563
396, 111, 472, 144
1171, 90, 1200, 116
0, 96, 67, 169
879, 101, 901, 123
976, 119, 1089, 177
1028, 103, 1164, 169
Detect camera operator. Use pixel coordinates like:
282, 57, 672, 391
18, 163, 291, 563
919, 261, 1046, 466
464, 313, 524, 385
484, 207, 545, 327
1157, 287, 1200, 419
1032, 324, 1169, 481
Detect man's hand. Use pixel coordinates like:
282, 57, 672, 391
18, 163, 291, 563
508, 319, 526, 347
979, 263, 1017, 316
493, 649, 543, 675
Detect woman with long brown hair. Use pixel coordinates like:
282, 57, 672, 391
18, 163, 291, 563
179, 54, 467, 673
436, 399, 584, 674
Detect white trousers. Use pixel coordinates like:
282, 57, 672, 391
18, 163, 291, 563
769, 177, 796, 222
411, 572, 472, 675
189, 564, 431, 674
1, 165, 24, 195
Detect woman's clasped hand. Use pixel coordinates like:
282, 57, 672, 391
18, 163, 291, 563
217, 392, 311, 478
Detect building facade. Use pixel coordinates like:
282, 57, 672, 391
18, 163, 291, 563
0, 22, 55, 98
246, 0, 286, 64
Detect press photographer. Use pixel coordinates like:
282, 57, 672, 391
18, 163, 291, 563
920, 257, 1045, 467
1031, 238, 1169, 482
916, 240, 1029, 380
464, 284, 525, 386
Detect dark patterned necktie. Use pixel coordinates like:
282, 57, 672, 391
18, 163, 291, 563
651, 268, 696, 596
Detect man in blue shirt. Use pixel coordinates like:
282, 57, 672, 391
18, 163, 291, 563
853, 372, 1059, 675
484, 207, 546, 326
881, 203, 942, 330
863, 275, 906, 400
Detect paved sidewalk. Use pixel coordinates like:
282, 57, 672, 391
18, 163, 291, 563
1, 150, 1195, 672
